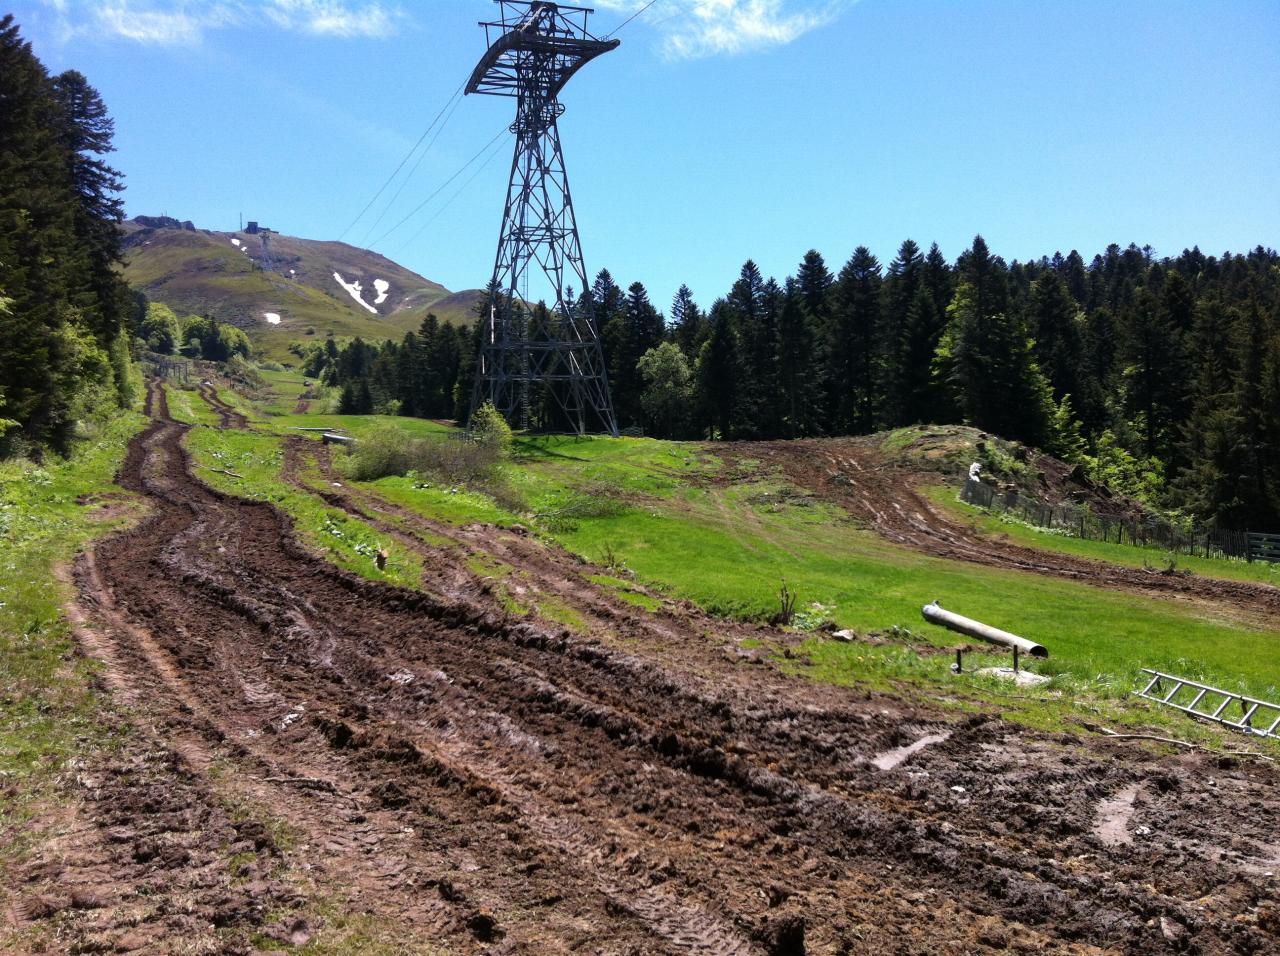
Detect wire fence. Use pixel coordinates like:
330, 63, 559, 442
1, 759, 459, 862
959, 478, 1279, 563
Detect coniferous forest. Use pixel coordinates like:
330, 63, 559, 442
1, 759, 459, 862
310, 239, 1280, 531
0, 15, 139, 454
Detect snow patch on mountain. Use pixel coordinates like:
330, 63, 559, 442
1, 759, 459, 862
333, 272, 377, 315
264, 312, 281, 325
373, 279, 390, 305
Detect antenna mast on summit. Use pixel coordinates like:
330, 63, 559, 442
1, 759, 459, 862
465, 0, 619, 437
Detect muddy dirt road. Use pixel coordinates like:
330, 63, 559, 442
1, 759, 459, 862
11, 386, 1279, 953
736, 439, 1280, 623
197, 382, 249, 430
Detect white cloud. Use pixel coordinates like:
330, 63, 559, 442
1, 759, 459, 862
41, 0, 405, 45
597, 0, 848, 60
262, 0, 401, 38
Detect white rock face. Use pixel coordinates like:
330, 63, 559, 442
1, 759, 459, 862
264, 312, 281, 325
373, 279, 390, 305
333, 271, 377, 314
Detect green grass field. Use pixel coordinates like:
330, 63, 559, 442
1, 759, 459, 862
199, 370, 1280, 744
0, 412, 147, 859
924, 483, 1280, 587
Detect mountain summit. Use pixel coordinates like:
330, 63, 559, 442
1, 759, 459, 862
121, 217, 483, 357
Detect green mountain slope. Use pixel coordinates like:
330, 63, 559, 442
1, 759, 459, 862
121, 217, 483, 358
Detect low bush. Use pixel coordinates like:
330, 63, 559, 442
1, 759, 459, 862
339, 425, 508, 489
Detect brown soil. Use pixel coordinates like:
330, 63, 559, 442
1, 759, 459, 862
8, 386, 1279, 953
197, 382, 249, 430
732, 438, 1280, 624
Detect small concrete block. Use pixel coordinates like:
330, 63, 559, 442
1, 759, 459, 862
974, 666, 1051, 686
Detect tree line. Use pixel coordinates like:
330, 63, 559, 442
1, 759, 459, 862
0, 15, 139, 455
314, 239, 1280, 530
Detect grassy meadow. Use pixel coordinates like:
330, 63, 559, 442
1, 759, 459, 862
0, 411, 147, 860
195, 369, 1280, 747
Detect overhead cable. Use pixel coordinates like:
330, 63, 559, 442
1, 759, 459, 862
369, 126, 508, 248
392, 134, 508, 254
336, 80, 465, 242
360, 90, 467, 245
604, 0, 661, 38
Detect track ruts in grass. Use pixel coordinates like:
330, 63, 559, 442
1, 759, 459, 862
28, 383, 1280, 954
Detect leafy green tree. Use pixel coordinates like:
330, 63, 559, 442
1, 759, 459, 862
140, 302, 181, 354
637, 342, 694, 438
470, 399, 513, 453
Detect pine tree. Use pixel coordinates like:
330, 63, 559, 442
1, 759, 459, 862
1172, 295, 1245, 524
795, 250, 834, 429
0, 15, 81, 449
879, 239, 924, 426
1028, 271, 1083, 402
1119, 289, 1186, 463
1232, 293, 1279, 525
934, 238, 1053, 445
669, 284, 705, 358
723, 260, 776, 436
696, 300, 739, 440
828, 247, 882, 433
51, 70, 128, 352
776, 278, 823, 437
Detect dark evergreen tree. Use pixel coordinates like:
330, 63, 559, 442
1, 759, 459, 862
934, 237, 1052, 445
879, 239, 924, 426
696, 300, 739, 440
669, 284, 705, 358
775, 278, 823, 437
1119, 289, 1186, 463
828, 247, 882, 433
1028, 271, 1083, 402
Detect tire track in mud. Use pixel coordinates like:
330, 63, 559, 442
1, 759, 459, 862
271, 423, 1280, 951
25, 384, 1280, 954
735, 440, 1280, 622
197, 381, 249, 430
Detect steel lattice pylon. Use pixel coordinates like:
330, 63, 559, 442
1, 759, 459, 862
466, 1, 619, 436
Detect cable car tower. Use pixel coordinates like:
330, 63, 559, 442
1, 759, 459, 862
466, 1, 619, 436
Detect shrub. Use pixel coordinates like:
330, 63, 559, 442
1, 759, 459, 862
470, 401, 512, 454
339, 425, 504, 486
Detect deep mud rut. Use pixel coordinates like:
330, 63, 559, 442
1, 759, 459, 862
733, 440, 1280, 624
197, 382, 250, 430
9, 384, 1280, 954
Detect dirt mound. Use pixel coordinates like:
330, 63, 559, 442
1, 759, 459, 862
734, 437, 1280, 624
880, 425, 1151, 521
12, 382, 1279, 953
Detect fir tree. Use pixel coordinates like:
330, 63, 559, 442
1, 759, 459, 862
696, 300, 739, 440
879, 239, 924, 426
776, 278, 823, 437
829, 247, 882, 433
669, 284, 705, 358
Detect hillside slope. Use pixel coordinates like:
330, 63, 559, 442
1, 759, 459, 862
121, 217, 483, 357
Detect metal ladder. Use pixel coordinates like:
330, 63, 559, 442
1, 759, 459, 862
1135, 669, 1280, 739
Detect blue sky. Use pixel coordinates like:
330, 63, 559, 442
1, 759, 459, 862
12, 0, 1280, 311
